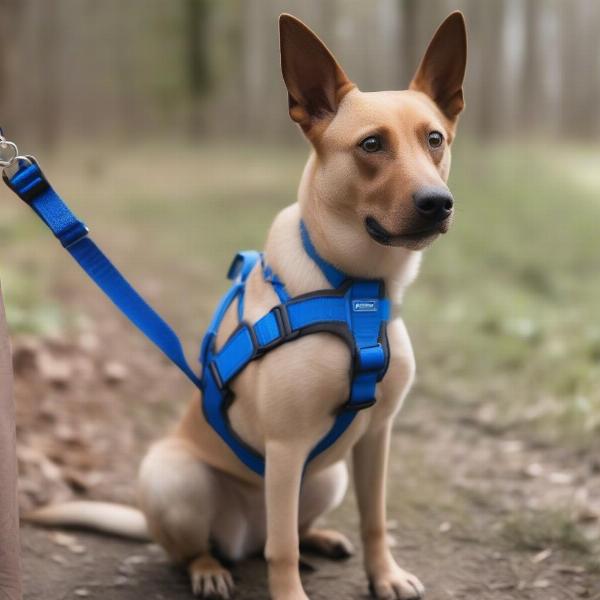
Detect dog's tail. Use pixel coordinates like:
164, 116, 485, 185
24, 501, 150, 541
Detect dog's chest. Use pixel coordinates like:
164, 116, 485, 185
227, 314, 412, 462
215, 241, 414, 462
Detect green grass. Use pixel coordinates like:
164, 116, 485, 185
2, 139, 600, 444
502, 509, 593, 555
408, 142, 600, 444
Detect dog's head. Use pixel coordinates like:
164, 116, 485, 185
280, 13, 466, 253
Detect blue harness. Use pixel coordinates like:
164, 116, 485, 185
3, 157, 390, 476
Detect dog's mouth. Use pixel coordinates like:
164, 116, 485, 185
365, 217, 446, 250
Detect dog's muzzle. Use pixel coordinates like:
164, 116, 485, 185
365, 217, 443, 249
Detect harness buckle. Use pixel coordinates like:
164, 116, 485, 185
251, 304, 295, 354
273, 304, 292, 340
59, 222, 90, 249
3, 156, 48, 203
227, 252, 260, 282
356, 344, 386, 373
209, 360, 225, 390
345, 397, 377, 411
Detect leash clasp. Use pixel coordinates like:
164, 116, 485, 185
0, 133, 33, 178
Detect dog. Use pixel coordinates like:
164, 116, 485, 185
28, 12, 466, 600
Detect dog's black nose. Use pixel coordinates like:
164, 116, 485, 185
413, 188, 454, 222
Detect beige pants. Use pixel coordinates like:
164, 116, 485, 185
0, 286, 21, 600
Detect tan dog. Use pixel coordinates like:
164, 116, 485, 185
29, 13, 467, 600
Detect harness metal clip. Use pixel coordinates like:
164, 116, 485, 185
0, 134, 33, 179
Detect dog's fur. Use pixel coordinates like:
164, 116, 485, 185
28, 13, 466, 600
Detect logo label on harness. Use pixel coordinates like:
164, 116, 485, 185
352, 299, 379, 313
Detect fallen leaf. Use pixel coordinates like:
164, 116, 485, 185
524, 463, 544, 478
548, 471, 574, 485
531, 548, 553, 563
103, 361, 128, 384
37, 351, 73, 387
554, 564, 586, 575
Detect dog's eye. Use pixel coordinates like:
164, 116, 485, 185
428, 131, 444, 149
359, 136, 382, 153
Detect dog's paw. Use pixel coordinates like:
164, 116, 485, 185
188, 554, 234, 599
369, 566, 425, 600
300, 528, 355, 560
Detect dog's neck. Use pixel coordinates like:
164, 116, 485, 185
263, 153, 422, 304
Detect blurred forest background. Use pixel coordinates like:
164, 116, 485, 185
4, 1, 600, 598
2, 0, 600, 147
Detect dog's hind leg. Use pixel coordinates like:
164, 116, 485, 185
137, 438, 235, 599
299, 460, 354, 560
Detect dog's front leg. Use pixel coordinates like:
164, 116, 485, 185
264, 440, 309, 600
353, 424, 425, 600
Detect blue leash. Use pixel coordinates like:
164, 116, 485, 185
2, 154, 202, 389
2, 137, 390, 477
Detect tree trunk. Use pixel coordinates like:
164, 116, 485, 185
186, 0, 212, 136
0, 0, 26, 141
240, 0, 267, 136
399, 0, 420, 86
37, 0, 60, 149
520, 0, 543, 134
476, 0, 504, 137
0, 285, 21, 600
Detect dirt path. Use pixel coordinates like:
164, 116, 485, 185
17, 331, 600, 599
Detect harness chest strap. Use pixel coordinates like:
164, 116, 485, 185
207, 283, 389, 400
200, 236, 391, 476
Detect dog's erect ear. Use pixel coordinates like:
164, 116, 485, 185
410, 12, 467, 120
279, 14, 354, 134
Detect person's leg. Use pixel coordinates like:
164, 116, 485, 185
0, 286, 22, 600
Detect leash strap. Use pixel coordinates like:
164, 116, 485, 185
1, 135, 391, 478
3, 158, 202, 388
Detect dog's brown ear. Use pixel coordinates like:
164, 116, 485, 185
279, 14, 354, 134
410, 12, 467, 120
